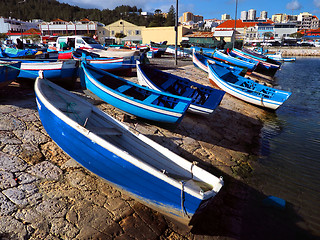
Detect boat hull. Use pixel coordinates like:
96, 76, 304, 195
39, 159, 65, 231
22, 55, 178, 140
0, 61, 21, 87
81, 63, 190, 124
208, 64, 291, 110
136, 62, 225, 115
35, 78, 223, 225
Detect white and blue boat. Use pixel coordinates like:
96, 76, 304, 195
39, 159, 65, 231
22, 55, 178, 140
73, 49, 136, 75
34, 76, 224, 225
136, 61, 225, 115
211, 50, 257, 73
80, 61, 191, 124
0, 60, 21, 87
1, 58, 78, 83
229, 48, 280, 79
193, 51, 246, 76
207, 61, 291, 110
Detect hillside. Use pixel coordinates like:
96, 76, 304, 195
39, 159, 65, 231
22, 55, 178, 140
0, 0, 154, 26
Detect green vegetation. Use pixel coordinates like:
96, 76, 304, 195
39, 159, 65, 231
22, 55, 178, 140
0, 0, 176, 27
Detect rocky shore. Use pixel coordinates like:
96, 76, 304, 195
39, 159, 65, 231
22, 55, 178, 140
0, 57, 300, 240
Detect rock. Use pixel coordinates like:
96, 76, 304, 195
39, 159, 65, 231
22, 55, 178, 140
50, 218, 79, 240
0, 192, 17, 216
35, 198, 67, 219
0, 216, 27, 240
0, 152, 28, 172
0, 115, 26, 131
0, 171, 17, 190
27, 161, 63, 181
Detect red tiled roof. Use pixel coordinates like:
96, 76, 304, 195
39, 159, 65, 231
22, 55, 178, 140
80, 18, 91, 22
217, 19, 274, 29
52, 18, 67, 22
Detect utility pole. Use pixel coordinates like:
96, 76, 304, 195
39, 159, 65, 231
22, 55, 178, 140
18, 0, 26, 43
233, 0, 238, 49
175, 0, 178, 65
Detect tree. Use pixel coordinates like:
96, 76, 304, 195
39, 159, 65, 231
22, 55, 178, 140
164, 5, 175, 26
115, 32, 126, 38
263, 32, 273, 39
290, 32, 303, 38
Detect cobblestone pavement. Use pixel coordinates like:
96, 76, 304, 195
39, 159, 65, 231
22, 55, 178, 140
0, 57, 273, 240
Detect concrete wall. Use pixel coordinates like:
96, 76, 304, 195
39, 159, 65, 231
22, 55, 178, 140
267, 47, 320, 56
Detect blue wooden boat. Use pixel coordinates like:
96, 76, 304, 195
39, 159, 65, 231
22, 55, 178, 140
73, 49, 136, 75
0, 47, 38, 58
229, 48, 280, 79
80, 61, 191, 124
136, 61, 225, 115
212, 50, 257, 73
34, 77, 224, 225
192, 51, 246, 76
207, 61, 291, 110
191, 46, 216, 56
0, 60, 21, 87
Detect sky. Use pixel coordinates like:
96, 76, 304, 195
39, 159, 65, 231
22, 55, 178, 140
57, 0, 319, 20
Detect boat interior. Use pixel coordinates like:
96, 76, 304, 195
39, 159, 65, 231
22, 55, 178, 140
86, 64, 181, 109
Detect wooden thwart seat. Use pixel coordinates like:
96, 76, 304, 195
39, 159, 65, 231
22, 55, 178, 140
88, 126, 122, 136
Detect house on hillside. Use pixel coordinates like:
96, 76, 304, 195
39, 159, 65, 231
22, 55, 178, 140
39, 18, 103, 39
102, 19, 146, 45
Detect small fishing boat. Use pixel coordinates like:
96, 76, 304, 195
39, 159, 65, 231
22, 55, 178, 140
166, 46, 192, 57
0, 47, 38, 58
17, 59, 78, 82
266, 52, 296, 62
193, 51, 246, 76
35, 76, 224, 225
229, 48, 280, 79
73, 49, 136, 75
207, 61, 291, 110
0, 60, 21, 87
85, 47, 140, 58
136, 61, 225, 115
212, 49, 257, 73
80, 61, 191, 124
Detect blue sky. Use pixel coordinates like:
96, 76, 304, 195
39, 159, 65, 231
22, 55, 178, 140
58, 0, 319, 20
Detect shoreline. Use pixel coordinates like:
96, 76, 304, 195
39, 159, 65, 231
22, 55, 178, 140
0, 57, 299, 239
263, 47, 320, 56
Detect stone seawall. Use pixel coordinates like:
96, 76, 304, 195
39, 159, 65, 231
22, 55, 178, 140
267, 47, 320, 56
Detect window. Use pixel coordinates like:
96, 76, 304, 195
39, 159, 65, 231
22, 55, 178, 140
111, 30, 114, 35
135, 30, 140, 35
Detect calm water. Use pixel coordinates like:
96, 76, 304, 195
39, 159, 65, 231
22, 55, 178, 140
256, 57, 320, 236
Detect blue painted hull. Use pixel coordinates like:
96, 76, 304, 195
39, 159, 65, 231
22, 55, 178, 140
212, 50, 257, 72
137, 62, 225, 115
16, 59, 78, 81
0, 61, 21, 87
81, 62, 190, 124
35, 78, 223, 224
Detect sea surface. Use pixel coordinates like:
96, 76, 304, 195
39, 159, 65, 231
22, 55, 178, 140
255, 57, 320, 237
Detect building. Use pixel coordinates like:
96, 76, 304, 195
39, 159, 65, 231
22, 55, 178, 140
6, 28, 41, 44
241, 11, 248, 20
216, 19, 274, 42
179, 12, 204, 24
221, 14, 231, 21
141, 26, 192, 45
103, 19, 146, 45
248, 9, 256, 20
311, 17, 320, 29
273, 22, 298, 40
39, 18, 102, 37
0, 17, 40, 34
260, 11, 268, 20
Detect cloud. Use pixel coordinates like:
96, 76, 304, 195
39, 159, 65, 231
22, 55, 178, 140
314, 0, 320, 8
286, 0, 302, 11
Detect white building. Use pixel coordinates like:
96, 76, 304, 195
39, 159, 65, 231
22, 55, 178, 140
260, 11, 268, 20
248, 9, 256, 20
39, 18, 103, 37
241, 11, 248, 20
221, 14, 231, 21
0, 17, 40, 34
